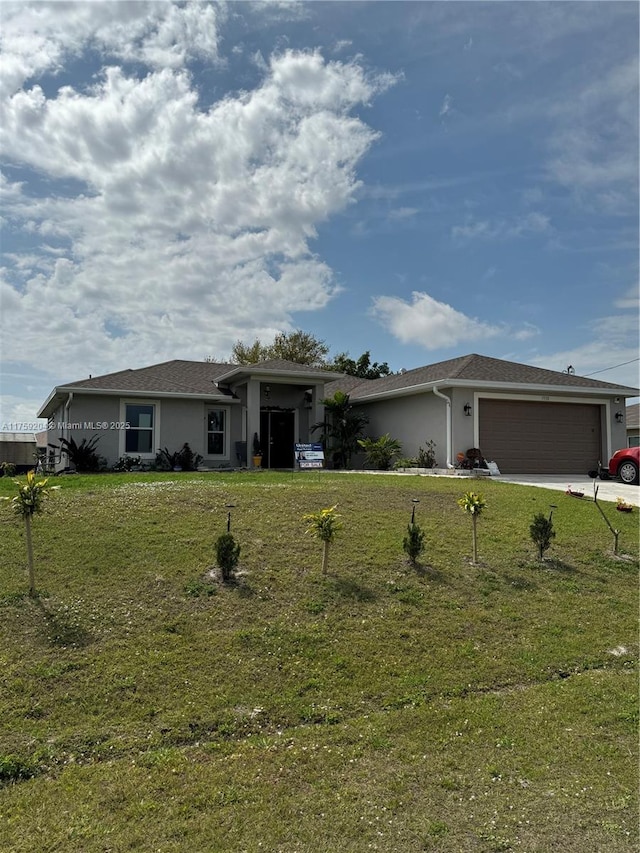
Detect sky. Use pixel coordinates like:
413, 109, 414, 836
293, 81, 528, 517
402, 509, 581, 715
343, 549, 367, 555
1, 0, 638, 428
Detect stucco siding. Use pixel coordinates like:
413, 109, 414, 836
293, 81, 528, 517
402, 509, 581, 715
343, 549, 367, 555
48, 395, 121, 467
355, 393, 446, 467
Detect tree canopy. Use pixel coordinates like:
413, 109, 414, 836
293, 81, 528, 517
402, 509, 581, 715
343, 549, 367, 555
328, 350, 391, 379
230, 330, 330, 367
229, 331, 392, 378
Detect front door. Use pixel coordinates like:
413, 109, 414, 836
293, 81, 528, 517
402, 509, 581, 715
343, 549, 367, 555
260, 411, 295, 468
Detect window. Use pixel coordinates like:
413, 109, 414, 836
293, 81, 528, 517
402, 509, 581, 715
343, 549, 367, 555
207, 409, 226, 455
628, 435, 640, 448
125, 403, 155, 454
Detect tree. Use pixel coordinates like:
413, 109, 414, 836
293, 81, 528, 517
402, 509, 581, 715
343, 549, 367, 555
328, 350, 391, 379
230, 339, 267, 364
312, 391, 369, 469
2, 470, 59, 596
230, 330, 329, 366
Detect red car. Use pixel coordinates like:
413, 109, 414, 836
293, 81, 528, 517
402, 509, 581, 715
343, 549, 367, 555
608, 446, 639, 485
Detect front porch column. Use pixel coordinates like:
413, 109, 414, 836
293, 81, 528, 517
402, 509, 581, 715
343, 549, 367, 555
246, 378, 261, 468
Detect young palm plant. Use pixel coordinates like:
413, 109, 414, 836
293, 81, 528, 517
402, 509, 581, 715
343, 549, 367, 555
312, 391, 369, 469
2, 470, 59, 595
457, 491, 486, 565
303, 505, 342, 574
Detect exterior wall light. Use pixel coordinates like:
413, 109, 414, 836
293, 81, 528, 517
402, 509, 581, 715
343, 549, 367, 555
615, 411, 624, 423
464, 403, 472, 417
263, 385, 271, 399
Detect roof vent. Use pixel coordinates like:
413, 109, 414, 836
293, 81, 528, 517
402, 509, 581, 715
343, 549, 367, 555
400, 368, 407, 374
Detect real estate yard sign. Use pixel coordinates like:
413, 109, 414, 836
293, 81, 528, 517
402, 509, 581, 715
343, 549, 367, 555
295, 443, 324, 469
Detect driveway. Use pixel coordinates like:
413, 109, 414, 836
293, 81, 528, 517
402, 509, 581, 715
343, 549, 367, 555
493, 474, 640, 506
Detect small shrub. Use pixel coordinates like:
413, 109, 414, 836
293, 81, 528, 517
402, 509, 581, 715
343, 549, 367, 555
215, 532, 241, 582
416, 439, 437, 468
357, 434, 402, 470
156, 443, 203, 472
56, 435, 102, 472
0, 462, 17, 478
393, 457, 418, 470
112, 454, 142, 472
403, 522, 425, 565
530, 512, 555, 560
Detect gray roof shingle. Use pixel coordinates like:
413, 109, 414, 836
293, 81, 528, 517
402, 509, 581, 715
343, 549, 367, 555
326, 353, 638, 399
52, 353, 638, 401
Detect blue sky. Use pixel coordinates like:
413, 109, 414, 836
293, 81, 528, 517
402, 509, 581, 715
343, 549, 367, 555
1, 0, 638, 427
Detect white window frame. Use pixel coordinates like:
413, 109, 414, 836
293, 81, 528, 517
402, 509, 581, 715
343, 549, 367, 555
205, 406, 230, 459
119, 399, 160, 459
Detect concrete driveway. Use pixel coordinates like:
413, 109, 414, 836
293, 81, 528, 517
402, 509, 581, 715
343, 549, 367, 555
493, 474, 640, 506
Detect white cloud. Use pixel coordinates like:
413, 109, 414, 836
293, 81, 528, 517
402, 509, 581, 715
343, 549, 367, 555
546, 57, 638, 197
439, 93, 453, 119
388, 207, 419, 221
1, 38, 395, 380
512, 322, 540, 342
0, 395, 48, 429
452, 212, 551, 241
0, 1, 224, 95
531, 309, 639, 391
614, 285, 640, 311
370, 291, 501, 349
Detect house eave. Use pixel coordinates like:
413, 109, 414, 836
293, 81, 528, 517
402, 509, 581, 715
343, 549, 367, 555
38, 386, 236, 419
351, 378, 640, 404
216, 366, 342, 384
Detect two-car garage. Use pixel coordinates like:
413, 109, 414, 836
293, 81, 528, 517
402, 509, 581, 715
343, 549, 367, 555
478, 399, 603, 475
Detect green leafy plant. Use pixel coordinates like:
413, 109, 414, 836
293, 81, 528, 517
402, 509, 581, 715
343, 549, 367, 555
1, 470, 59, 595
156, 443, 203, 472
0, 462, 17, 478
457, 491, 487, 565
530, 512, 555, 560
403, 521, 425, 565
56, 435, 102, 472
215, 532, 241, 582
112, 454, 142, 472
358, 433, 402, 471
312, 391, 368, 469
303, 505, 342, 574
416, 439, 437, 468
393, 457, 418, 470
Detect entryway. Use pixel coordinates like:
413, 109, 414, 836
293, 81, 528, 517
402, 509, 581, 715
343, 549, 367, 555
260, 410, 295, 468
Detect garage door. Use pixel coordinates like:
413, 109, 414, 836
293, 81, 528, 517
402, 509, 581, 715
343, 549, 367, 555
478, 400, 602, 474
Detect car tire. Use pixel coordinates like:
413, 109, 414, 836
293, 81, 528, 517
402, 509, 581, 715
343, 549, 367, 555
618, 460, 639, 485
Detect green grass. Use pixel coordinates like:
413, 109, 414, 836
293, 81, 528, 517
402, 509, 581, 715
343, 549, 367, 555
0, 471, 637, 851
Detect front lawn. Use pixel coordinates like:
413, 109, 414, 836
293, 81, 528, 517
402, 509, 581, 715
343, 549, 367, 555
0, 472, 637, 852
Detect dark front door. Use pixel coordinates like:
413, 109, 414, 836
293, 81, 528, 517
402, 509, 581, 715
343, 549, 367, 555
260, 411, 295, 468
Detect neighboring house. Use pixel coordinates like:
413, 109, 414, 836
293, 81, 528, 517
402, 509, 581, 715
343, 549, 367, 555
626, 403, 639, 447
0, 432, 37, 472
37, 353, 639, 475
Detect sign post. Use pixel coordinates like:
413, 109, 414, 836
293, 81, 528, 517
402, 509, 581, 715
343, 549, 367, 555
295, 443, 324, 470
